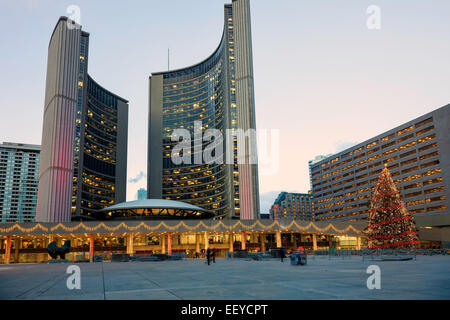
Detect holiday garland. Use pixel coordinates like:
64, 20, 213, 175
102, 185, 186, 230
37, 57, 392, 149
0, 220, 363, 235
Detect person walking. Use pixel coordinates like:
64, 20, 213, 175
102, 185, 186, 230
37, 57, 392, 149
280, 248, 285, 263
206, 248, 211, 265
212, 249, 216, 263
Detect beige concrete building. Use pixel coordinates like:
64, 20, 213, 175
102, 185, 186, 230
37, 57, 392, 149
310, 104, 450, 245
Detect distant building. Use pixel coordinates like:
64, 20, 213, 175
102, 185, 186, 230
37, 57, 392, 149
36, 17, 128, 222
309, 155, 331, 188
270, 192, 314, 221
310, 104, 450, 223
137, 188, 147, 200
0, 143, 40, 222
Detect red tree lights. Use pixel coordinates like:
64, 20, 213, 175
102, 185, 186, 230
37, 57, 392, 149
366, 164, 420, 249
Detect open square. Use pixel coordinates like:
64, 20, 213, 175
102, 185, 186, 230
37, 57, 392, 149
1, 1, 450, 306
1, 256, 449, 300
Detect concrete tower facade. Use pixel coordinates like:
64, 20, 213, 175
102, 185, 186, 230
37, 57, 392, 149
232, 0, 260, 219
37, 18, 81, 222
37, 17, 128, 222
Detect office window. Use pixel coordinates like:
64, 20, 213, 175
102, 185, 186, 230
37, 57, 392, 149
415, 117, 433, 129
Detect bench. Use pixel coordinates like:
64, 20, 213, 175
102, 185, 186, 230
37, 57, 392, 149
362, 249, 417, 262
111, 253, 130, 262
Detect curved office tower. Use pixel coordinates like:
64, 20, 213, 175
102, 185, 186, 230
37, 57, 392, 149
37, 17, 128, 222
148, 0, 260, 219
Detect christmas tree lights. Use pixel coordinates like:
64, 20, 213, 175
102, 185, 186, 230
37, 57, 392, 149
366, 164, 420, 249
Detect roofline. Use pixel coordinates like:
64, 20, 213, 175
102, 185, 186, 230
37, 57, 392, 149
87, 74, 129, 104
49, 16, 87, 49
0, 142, 41, 151
100, 199, 212, 213
49, 16, 68, 45
47, 17, 128, 104
151, 30, 226, 78
310, 103, 450, 167
150, 1, 231, 78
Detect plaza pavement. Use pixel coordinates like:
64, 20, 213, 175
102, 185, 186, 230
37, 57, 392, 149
0, 255, 449, 300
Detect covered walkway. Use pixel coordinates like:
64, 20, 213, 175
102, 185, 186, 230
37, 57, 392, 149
0, 219, 366, 264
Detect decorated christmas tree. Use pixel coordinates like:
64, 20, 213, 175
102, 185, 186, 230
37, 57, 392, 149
366, 164, 420, 249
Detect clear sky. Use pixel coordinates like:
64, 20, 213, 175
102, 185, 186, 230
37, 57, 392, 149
1, 0, 449, 213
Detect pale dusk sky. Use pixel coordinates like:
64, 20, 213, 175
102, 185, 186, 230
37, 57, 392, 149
0, 0, 449, 212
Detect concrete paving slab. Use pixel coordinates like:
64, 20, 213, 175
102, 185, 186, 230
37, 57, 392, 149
0, 256, 449, 300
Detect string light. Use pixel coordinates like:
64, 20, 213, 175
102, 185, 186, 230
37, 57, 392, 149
366, 166, 420, 249
0, 220, 363, 236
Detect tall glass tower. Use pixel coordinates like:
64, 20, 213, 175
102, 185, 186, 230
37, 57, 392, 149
148, 0, 260, 219
36, 17, 128, 222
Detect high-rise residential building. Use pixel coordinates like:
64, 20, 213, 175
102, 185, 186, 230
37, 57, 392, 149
36, 17, 128, 222
0, 143, 40, 223
269, 192, 314, 221
148, 0, 259, 219
137, 188, 147, 200
310, 104, 450, 223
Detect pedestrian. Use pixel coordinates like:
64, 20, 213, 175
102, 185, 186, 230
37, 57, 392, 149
280, 248, 285, 263
206, 248, 211, 265
212, 249, 216, 263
